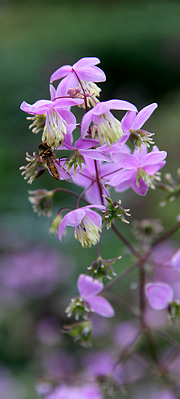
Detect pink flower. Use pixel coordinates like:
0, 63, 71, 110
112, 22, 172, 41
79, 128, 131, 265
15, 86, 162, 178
78, 274, 115, 317
58, 206, 104, 247
45, 383, 102, 399
81, 99, 137, 145
59, 136, 111, 162
20, 86, 83, 148
145, 282, 174, 310
108, 145, 167, 195
50, 57, 106, 107
121, 103, 157, 145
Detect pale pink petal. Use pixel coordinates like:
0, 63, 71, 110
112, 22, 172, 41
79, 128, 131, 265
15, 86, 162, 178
56, 74, 79, 96
58, 209, 86, 241
75, 138, 99, 150
54, 97, 84, 108
131, 176, 149, 195
49, 84, 56, 100
56, 109, 76, 125
111, 152, 138, 168
88, 296, 115, 317
108, 170, 134, 188
81, 108, 95, 138
92, 100, 137, 115
20, 100, 52, 115
72, 171, 93, 187
50, 65, 72, 83
171, 249, 180, 272
77, 66, 106, 82
78, 274, 103, 298
145, 282, 174, 310
133, 103, 158, 129
30, 100, 53, 114
86, 209, 102, 227
80, 149, 111, 162
121, 110, 137, 131
85, 183, 108, 205
73, 57, 101, 69
143, 161, 166, 175
20, 101, 35, 114
141, 150, 167, 168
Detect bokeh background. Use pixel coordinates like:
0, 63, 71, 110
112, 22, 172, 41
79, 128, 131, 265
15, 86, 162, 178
1, 0, 180, 398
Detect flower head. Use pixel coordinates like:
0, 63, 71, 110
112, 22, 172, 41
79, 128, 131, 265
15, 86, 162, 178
58, 206, 104, 248
109, 145, 167, 195
81, 99, 137, 146
50, 57, 106, 107
77, 274, 115, 317
145, 282, 174, 310
121, 103, 157, 148
20, 88, 83, 148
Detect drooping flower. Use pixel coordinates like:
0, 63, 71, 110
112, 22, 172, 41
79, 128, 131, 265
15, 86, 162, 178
77, 274, 115, 317
58, 206, 104, 248
20, 86, 83, 148
81, 99, 137, 146
145, 282, 174, 310
50, 57, 106, 107
108, 145, 167, 195
121, 103, 158, 148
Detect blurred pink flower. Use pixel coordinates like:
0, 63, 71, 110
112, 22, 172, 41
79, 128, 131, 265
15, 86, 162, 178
45, 383, 102, 399
145, 282, 174, 310
0, 245, 70, 300
78, 274, 115, 317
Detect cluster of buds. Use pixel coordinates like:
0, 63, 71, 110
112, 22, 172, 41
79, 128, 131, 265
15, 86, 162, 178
87, 255, 122, 279
159, 169, 180, 206
102, 197, 130, 229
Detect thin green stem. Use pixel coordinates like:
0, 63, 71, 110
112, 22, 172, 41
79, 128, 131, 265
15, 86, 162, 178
101, 261, 138, 294
52, 187, 89, 205
111, 223, 140, 258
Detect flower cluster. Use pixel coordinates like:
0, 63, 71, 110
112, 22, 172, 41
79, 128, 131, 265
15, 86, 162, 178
20, 57, 180, 399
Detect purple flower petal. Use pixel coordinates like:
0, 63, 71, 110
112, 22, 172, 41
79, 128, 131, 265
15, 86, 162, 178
88, 296, 115, 317
92, 100, 137, 115
133, 103, 158, 129
111, 152, 138, 169
73, 57, 101, 69
75, 138, 99, 150
121, 110, 137, 131
50, 65, 72, 83
58, 209, 86, 241
85, 209, 102, 227
131, 176, 148, 196
77, 66, 106, 82
171, 249, 180, 272
145, 282, 174, 310
78, 274, 103, 298
56, 74, 78, 97
49, 84, 56, 100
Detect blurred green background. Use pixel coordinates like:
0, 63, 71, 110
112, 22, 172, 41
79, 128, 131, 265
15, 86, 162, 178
0, 0, 180, 397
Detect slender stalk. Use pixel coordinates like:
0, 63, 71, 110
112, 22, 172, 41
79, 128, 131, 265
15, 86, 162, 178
139, 264, 146, 328
101, 261, 138, 294
111, 223, 140, 258
52, 187, 89, 205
